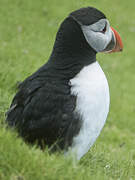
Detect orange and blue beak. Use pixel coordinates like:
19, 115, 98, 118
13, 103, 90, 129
110, 27, 123, 52
104, 26, 123, 53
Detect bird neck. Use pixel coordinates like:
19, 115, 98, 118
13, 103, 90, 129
48, 17, 97, 79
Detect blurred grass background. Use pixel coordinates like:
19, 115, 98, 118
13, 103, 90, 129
0, 0, 135, 179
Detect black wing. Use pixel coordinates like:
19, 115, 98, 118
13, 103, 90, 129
6, 72, 81, 150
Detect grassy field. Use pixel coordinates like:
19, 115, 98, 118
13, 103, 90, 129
0, 0, 135, 179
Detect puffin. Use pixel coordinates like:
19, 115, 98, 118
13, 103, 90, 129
6, 7, 123, 160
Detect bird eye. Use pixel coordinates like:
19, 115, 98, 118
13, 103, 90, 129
101, 23, 107, 33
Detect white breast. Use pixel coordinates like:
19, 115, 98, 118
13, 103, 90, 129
68, 61, 110, 160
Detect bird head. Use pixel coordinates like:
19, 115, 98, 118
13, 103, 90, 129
69, 7, 123, 53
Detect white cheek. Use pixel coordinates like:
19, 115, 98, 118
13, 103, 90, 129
81, 26, 112, 52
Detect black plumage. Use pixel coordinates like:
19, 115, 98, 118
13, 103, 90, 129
70, 7, 106, 25
6, 7, 105, 151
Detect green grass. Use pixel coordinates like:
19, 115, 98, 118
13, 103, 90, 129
0, 0, 135, 179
